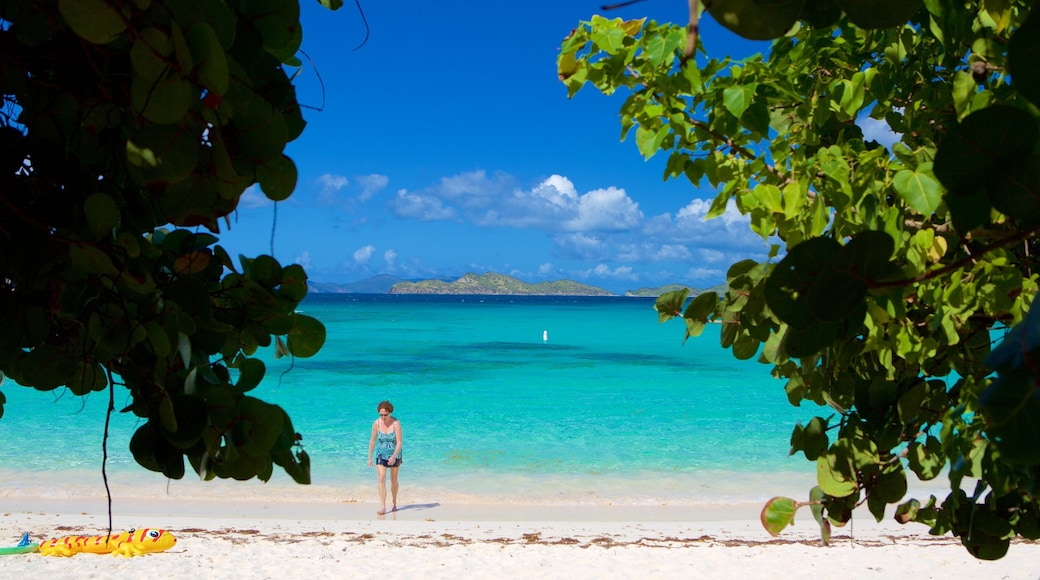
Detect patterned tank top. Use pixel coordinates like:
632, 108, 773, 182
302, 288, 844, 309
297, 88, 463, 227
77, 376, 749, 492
376, 429, 399, 460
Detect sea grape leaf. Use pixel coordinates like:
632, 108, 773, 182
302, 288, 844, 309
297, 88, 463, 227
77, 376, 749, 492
237, 396, 284, 458
817, 445, 858, 497
836, 0, 923, 29
801, 0, 841, 28
765, 236, 842, 328
1008, 7, 1040, 108
58, 0, 126, 44
656, 289, 690, 322
84, 193, 120, 240
761, 496, 798, 536
933, 106, 1039, 193
988, 155, 1040, 224
287, 314, 327, 358
188, 22, 230, 96
707, 0, 805, 41
258, 154, 298, 201
908, 436, 945, 480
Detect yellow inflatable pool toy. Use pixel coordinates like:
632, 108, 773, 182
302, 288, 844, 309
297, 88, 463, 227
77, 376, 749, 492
38, 528, 176, 557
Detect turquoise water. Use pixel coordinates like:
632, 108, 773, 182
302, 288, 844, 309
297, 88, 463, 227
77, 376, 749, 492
0, 295, 824, 506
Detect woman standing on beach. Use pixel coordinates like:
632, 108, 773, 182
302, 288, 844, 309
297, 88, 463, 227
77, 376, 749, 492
367, 400, 403, 515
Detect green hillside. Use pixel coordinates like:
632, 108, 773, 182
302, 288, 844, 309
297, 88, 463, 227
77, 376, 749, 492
389, 273, 614, 296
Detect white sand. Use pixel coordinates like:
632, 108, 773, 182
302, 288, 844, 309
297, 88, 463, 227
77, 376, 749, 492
1, 496, 1038, 579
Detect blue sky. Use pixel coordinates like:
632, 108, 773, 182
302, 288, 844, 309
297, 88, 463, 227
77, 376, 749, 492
220, 1, 782, 294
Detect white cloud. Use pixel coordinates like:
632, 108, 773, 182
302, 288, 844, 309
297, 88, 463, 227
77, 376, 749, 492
698, 248, 726, 263
563, 186, 643, 231
295, 250, 312, 268
538, 262, 555, 275
435, 170, 514, 208
645, 197, 760, 252
582, 264, 636, 280
553, 232, 610, 260
238, 185, 270, 208
353, 245, 375, 264
390, 189, 458, 221
316, 174, 349, 205
356, 174, 389, 202
383, 249, 397, 269
685, 266, 726, 282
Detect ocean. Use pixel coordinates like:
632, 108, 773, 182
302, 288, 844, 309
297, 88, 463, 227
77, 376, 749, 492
0, 294, 830, 508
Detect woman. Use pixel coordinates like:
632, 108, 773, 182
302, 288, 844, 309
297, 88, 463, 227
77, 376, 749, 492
367, 400, 403, 515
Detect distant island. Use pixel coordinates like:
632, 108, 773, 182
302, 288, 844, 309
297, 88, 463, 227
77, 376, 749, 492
389, 273, 612, 296
308, 273, 723, 297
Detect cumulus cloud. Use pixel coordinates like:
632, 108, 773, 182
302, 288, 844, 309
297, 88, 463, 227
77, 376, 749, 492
563, 186, 642, 231
553, 232, 611, 260
393, 172, 643, 234
643, 197, 761, 253
294, 250, 312, 268
353, 245, 375, 264
316, 174, 349, 205
582, 264, 636, 281
383, 249, 397, 269
386, 170, 772, 289
685, 266, 727, 282
390, 189, 458, 221
356, 174, 389, 202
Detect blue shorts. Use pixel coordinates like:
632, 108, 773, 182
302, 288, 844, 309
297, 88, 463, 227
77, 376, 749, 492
376, 456, 402, 467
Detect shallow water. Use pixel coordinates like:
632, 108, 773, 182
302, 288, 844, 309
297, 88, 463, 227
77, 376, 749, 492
0, 294, 829, 506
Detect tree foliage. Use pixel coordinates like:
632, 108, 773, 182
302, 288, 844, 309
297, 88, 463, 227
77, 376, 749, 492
0, 0, 342, 484
561, 0, 1040, 559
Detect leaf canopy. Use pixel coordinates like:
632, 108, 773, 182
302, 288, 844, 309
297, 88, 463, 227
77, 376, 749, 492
0, 0, 342, 485
564, 0, 1040, 559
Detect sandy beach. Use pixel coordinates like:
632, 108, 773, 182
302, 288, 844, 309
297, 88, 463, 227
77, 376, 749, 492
1, 493, 1038, 580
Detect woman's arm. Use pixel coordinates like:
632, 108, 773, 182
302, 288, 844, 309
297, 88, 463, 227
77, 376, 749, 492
367, 421, 377, 465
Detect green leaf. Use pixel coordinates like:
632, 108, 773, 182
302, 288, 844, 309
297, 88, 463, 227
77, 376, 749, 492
723, 83, 757, 120
58, 0, 126, 44
237, 396, 285, 458
893, 163, 944, 215
988, 154, 1040, 223
908, 436, 945, 479
246, 0, 301, 53
817, 447, 858, 497
655, 289, 691, 322
933, 105, 1039, 193
836, 0, 923, 30
234, 357, 266, 392
1008, 8, 1040, 108
707, 0, 805, 40
69, 244, 117, 275
287, 314, 326, 358
257, 154, 298, 201
188, 22, 230, 96
761, 496, 799, 536
764, 240, 827, 329
801, 0, 842, 28
643, 28, 681, 67
127, 123, 201, 186
84, 193, 120, 240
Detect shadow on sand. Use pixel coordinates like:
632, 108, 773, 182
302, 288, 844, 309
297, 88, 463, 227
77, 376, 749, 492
377, 502, 440, 516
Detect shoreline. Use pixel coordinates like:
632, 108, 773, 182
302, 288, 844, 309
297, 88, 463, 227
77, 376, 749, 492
2, 499, 1039, 579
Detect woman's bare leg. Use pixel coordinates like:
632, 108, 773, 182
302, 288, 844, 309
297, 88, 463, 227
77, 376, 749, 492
389, 467, 400, 511
376, 464, 388, 514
